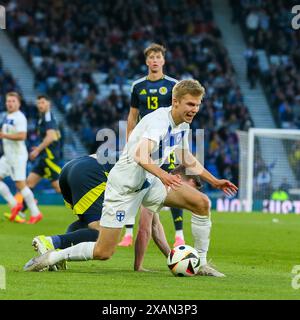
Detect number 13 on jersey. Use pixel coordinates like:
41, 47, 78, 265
147, 96, 158, 110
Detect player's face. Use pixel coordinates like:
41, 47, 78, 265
6, 96, 20, 113
146, 51, 165, 73
36, 98, 50, 113
173, 94, 202, 124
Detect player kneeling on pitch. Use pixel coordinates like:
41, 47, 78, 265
24, 79, 238, 276
30, 157, 201, 272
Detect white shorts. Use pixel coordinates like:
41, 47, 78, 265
100, 177, 167, 228
0, 156, 27, 181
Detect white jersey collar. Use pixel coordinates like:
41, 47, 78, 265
168, 106, 180, 128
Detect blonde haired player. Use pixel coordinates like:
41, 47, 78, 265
24, 80, 237, 276
0, 92, 42, 224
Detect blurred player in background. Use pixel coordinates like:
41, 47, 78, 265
19, 95, 62, 223
120, 43, 185, 248
0, 92, 42, 224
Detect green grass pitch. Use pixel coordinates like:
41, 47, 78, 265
0, 204, 299, 300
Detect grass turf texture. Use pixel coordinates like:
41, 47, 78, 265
0, 205, 299, 300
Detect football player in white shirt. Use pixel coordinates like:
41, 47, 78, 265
24, 80, 238, 276
0, 92, 42, 224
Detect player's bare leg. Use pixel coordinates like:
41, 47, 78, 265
164, 182, 225, 277
51, 180, 61, 193
24, 227, 122, 271
15, 180, 42, 224
26, 172, 42, 189
0, 178, 17, 208
93, 227, 122, 260
88, 221, 101, 231
0, 177, 24, 222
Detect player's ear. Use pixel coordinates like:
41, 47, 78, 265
145, 57, 150, 67
173, 96, 180, 108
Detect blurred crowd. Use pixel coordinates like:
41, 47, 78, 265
230, 0, 300, 129
4, 0, 257, 187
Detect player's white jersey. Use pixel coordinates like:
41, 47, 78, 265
108, 106, 189, 194
2, 111, 28, 160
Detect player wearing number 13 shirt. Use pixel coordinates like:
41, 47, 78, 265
121, 44, 184, 268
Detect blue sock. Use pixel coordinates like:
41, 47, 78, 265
54, 228, 99, 249
171, 208, 183, 231
66, 220, 88, 233
51, 235, 62, 249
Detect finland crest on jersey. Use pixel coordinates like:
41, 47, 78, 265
116, 210, 125, 222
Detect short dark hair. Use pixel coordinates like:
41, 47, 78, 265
170, 165, 203, 190
37, 94, 50, 101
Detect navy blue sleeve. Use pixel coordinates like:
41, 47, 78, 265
130, 84, 139, 109
44, 113, 57, 130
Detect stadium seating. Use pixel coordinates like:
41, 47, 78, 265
230, 0, 300, 129
5, 0, 256, 187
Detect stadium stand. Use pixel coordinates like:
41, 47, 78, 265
5, 0, 256, 188
230, 0, 300, 129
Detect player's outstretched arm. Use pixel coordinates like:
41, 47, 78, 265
134, 211, 170, 272
176, 148, 238, 196
134, 207, 154, 271
151, 212, 171, 257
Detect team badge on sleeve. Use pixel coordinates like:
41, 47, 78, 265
116, 210, 125, 222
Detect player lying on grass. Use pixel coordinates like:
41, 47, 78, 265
24, 79, 238, 276
32, 155, 201, 271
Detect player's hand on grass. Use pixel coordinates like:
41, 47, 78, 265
135, 267, 158, 273
213, 179, 238, 196
159, 172, 182, 190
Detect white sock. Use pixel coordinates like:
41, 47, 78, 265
125, 227, 133, 237
191, 213, 212, 266
21, 187, 39, 217
48, 242, 95, 264
0, 181, 17, 208
175, 230, 184, 239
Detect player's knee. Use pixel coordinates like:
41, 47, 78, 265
192, 194, 211, 216
93, 248, 113, 261
26, 180, 35, 189
93, 244, 114, 260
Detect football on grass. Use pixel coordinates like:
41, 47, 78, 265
167, 245, 200, 277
